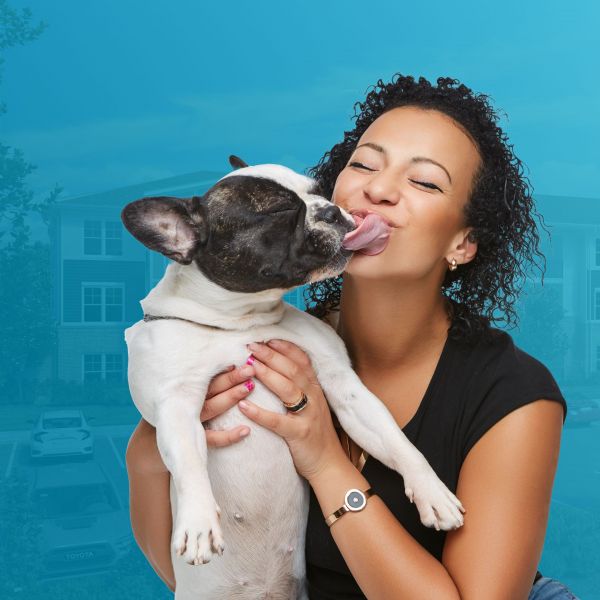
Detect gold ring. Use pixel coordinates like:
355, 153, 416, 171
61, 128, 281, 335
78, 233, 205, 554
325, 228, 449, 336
283, 392, 309, 413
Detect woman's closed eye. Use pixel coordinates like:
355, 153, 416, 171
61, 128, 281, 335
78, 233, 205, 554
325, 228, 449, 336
410, 179, 443, 192
349, 161, 375, 171
349, 160, 444, 193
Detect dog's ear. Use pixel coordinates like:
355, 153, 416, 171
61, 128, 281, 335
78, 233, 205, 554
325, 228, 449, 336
229, 155, 249, 170
121, 196, 208, 264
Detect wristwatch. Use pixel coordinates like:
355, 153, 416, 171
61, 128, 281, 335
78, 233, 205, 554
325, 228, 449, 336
325, 488, 375, 527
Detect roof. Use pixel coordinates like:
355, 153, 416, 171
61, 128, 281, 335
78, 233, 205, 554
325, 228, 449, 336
536, 194, 600, 225
55, 170, 600, 225
58, 169, 227, 208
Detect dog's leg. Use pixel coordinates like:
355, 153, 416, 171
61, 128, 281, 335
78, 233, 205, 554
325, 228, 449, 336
315, 361, 465, 531
154, 396, 225, 565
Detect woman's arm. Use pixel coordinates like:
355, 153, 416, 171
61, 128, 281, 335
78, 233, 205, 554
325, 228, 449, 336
442, 399, 563, 599
307, 399, 563, 600
126, 418, 176, 592
125, 363, 256, 593
308, 443, 464, 599
239, 340, 564, 599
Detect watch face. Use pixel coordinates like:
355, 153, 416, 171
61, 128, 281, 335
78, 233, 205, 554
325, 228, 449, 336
345, 489, 366, 512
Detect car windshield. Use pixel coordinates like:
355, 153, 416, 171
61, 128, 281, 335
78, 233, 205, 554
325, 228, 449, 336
33, 483, 120, 518
42, 417, 82, 429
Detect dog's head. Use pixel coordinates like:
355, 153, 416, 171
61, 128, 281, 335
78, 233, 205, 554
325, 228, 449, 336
121, 156, 356, 293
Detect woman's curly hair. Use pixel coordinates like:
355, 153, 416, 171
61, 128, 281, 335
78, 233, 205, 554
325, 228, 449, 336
302, 74, 548, 344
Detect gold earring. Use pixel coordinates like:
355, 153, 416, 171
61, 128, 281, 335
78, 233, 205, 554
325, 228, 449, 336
448, 258, 458, 271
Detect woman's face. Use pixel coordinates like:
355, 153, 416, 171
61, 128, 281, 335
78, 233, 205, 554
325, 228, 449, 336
332, 106, 481, 282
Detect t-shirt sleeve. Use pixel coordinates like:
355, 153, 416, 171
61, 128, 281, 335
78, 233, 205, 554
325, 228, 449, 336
460, 338, 567, 461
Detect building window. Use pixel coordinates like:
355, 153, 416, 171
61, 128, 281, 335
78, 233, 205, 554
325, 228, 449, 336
105, 354, 123, 381
84, 221, 102, 255
82, 284, 124, 322
105, 221, 122, 255
83, 221, 123, 255
105, 287, 123, 321
83, 286, 102, 322
83, 354, 103, 381
83, 353, 123, 382
597, 347, 600, 372
595, 289, 600, 321
283, 286, 307, 311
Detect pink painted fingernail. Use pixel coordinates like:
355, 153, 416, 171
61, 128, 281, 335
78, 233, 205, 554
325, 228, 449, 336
246, 355, 256, 365
244, 379, 254, 392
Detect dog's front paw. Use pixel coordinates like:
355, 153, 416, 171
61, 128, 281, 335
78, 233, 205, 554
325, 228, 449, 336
402, 458, 466, 531
172, 497, 224, 565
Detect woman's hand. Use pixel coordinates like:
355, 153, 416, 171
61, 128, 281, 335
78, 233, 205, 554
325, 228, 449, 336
127, 363, 257, 475
238, 339, 348, 482
202, 363, 257, 447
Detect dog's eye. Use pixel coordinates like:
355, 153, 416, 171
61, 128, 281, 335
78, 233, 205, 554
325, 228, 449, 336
270, 206, 295, 215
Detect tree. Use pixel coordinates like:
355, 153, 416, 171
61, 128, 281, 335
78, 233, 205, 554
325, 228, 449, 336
513, 281, 570, 380
0, 1, 60, 403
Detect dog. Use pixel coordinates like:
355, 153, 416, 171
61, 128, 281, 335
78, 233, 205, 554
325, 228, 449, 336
122, 157, 464, 599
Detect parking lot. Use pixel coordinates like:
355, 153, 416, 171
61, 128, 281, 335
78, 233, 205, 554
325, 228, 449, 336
0, 424, 132, 502
0, 415, 598, 598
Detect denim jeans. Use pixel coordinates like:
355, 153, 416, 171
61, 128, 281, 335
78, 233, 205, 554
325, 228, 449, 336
528, 577, 580, 600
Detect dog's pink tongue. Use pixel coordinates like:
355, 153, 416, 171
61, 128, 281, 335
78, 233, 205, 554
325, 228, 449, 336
342, 213, 392, 255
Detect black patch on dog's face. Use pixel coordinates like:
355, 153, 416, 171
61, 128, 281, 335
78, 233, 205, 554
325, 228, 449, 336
121, 171, 354, 293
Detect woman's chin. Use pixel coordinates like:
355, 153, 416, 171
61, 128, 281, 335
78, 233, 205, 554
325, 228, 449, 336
344, 251, 388, 276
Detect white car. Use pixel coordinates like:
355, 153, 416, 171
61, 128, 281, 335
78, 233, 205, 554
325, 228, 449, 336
30, 461, 132, 579
30, 409, 95, 459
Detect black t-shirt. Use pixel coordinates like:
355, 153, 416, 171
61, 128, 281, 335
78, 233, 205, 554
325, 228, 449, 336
305, 326, 567, 599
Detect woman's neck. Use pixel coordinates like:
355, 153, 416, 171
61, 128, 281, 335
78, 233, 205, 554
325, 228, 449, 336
337, 275, 451, 374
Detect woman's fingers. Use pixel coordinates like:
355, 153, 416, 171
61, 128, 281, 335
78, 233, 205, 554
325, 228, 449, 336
239, 400, 301, 438
239, 400, 290, 438
265, 339, 318, 384
201, 379, 255, 422
206, 363, 255, 399
206, 425, 250, 448
247, 342, 314, 401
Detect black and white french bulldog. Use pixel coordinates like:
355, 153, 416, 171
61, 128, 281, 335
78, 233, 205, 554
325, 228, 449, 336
122, 157, 464, 599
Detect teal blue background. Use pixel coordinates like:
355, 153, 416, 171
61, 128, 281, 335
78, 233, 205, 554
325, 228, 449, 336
1, 1, 598, 598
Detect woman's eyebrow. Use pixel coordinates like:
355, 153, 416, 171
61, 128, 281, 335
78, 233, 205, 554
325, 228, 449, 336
356, 142, 385, 154
355, 142, 452, 184
412, 157, 452, 184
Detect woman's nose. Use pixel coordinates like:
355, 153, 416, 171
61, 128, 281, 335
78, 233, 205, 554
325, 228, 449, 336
363, 172, 401, 205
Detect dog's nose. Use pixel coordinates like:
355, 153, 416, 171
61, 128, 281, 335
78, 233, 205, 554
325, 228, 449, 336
316, 205, 340, 224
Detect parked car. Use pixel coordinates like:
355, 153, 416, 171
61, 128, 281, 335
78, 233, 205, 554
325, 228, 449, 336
567, 399, 600, 428
30, 409, 94, 459
30, 461, 132, 579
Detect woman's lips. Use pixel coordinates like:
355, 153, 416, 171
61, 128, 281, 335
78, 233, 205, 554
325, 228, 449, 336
342, 212, 393, 255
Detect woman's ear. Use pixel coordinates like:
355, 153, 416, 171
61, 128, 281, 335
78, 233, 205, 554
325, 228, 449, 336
446, 228, 478, 267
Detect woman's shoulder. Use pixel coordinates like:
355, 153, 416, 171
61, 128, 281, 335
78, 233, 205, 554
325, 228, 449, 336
453, 325, 557, 385
450, 326, 567, 460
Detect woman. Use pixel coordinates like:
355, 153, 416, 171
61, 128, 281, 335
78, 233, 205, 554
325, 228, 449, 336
126, 75, 576, 599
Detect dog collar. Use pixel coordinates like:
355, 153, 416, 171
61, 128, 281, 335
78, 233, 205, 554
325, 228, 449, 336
143, 314, 225, 330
